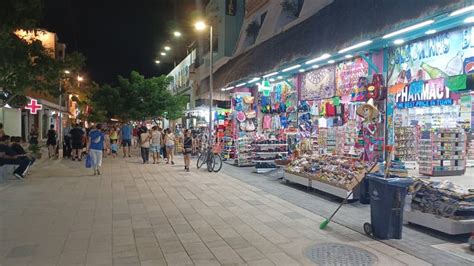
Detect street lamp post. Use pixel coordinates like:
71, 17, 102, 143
194, 21, 214, 139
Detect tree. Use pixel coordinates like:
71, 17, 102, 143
0, 0, 86, 107
89, 71, 187, 122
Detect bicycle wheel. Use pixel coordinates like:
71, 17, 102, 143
212, 154, 222, 172
196, 153, 206, 169
206, 154, 215, 172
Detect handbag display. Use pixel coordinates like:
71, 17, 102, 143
243, 96, 254, 104
245, 110, 256, 119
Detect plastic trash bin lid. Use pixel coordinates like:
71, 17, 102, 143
366, 175, 413, 187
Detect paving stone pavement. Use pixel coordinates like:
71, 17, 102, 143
0, 154, 439, 266
222, 165, 473, 266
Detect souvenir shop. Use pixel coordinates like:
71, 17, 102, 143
386, 26, 474, 234
223, 25, 474, 235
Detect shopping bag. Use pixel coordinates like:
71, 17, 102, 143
85, 154, 92, 168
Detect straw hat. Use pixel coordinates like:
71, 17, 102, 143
356, 98, 379, 120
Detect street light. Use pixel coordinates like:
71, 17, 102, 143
194, 20, 214, 137
164, 46, 171, 51
64, 70, 70, 74
155, 60, 160, 64
160, 52, 166, 56
77, 76, 83, 82
173, 31, 182, 37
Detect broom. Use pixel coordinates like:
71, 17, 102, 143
319, 162, 379, 229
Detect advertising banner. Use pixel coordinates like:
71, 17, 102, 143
300, 65, 335, 100
388, 26, 474, 86
335, 57, 369, 97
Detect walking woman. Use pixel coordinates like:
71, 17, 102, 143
87, 124, 105, 175
140, 127, 151, 164
46, 124, 57, 159
164, 128, 175, 165
183, 129, 193, 171
150, 126, 162, 164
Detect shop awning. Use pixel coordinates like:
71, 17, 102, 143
201, 0, 466, 91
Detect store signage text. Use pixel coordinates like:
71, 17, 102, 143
395, 79, 453, 109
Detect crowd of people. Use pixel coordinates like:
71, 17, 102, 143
0, 121, 208, 179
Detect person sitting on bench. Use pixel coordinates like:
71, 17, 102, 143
10, 136, 36, 165
0, 135, 31, 179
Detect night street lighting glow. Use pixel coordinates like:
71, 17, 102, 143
382, 20, 434, 39
164, 46, 171, 51
155, 60, 160, 64
328, 60, 335, 64
64, 70, 70, 74
425, 29, 437, 35
305, 53, 331, 65
173, 31, 182, 37
263, 72, 279, 78
344, 54, 353, 59
77, 76, 83, 82
221, 86, 234, 91
269, 78, 275, 82
338, 40, 372, 54
277, 76, 283, 79
160, 52, 166, 56
299, 69, 305, 72
393, 39, 405, 45
282, 64, 301, 72
449, 5, 474, 16
235, 82, 247, 87
464, 16, 474, 23
249, 77, 260, 83
194, 21, 207, 31
312, 65, 319, 69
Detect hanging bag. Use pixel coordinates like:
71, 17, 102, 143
85, 154, 92, 168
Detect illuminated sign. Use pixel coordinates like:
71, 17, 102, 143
395, 78, 453, 108
25, 99, 43, 114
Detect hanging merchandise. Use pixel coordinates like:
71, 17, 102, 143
236, 111, 246, 122
356, 98, 380, 162
300, 65, 336, 100
263, 114, 272, 130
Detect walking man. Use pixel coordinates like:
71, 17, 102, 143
87, 124, 105, 175
120, 123, 133, 157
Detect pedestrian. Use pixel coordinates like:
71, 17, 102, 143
46, 124, 57, 159
0, 123, 5, 139
70, 123, 85, 161
132, 126, 139, 148
140, 127, 151, 164
183, 129, 193, 172
165, 128, 176, 165
87, 123, 105, 175
11, 136, 36, 165
29, 125, 38, 145
109, 126, 118, 147
103, 129, 110, 157
120, 123, 133, 157
150, 126, 162, 164
161, 128, 167, 162
0, 135, 31, 179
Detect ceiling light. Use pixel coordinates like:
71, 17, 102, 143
277, 76, 283, 79
160, 52, 166, 56
249, 77, 261, 83
164, 46, 171, 51
269, 78, 275, 82
282, 64, 301, 72
382, 20, 434, 39
312, 65, 319, 69
221, 86, 234, 91
344, 54, 353, 59
299, 69, 305, 72
235, 82, 247, 87
306, 53, 331, 65
263, 72, 279, 78
393, 39, 405, 45
449, 5, 474, 16
328, 60, 335, 64
464, 16, 474, 23
425, 29, 436, 35
338, 40, 372, 54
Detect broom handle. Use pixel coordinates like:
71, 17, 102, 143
327, 162, 378, 221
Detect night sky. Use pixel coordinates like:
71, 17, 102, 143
41, 0, 200, 85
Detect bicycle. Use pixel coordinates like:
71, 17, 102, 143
196, 142, 222, 172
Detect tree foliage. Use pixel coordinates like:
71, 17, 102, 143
89, 71, 187, 122
0, 0, 86, 107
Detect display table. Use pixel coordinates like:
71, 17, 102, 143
404, 209, 474, 235
283, 172, 311, 187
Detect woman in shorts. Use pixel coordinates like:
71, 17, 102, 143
164, 128, 175, 165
